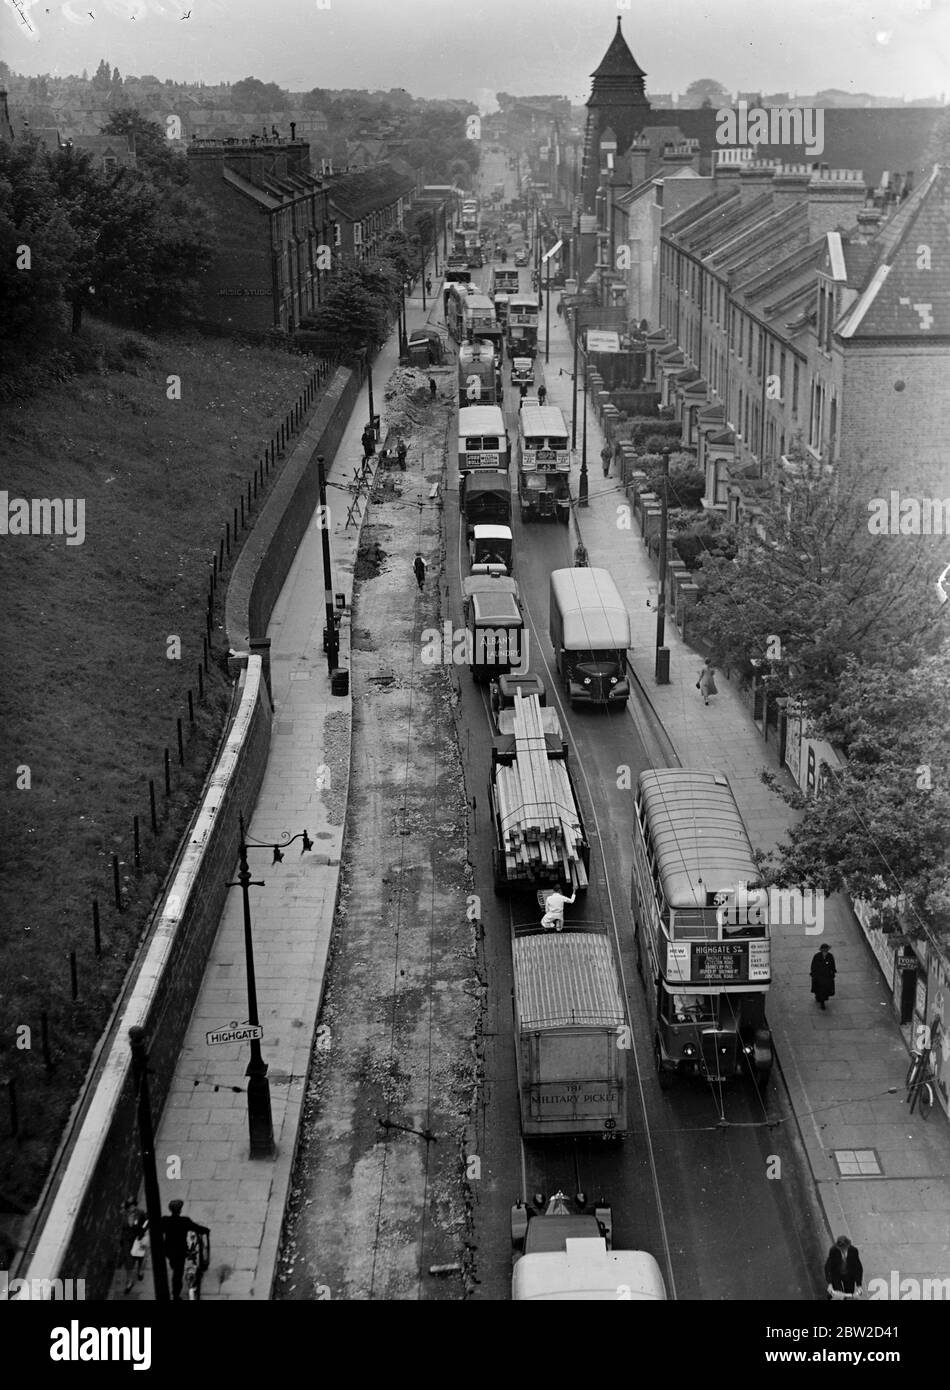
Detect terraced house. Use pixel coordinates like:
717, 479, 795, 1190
655, 158, 950, 515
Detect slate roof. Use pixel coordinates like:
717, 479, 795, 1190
837, 164, 950, 339
325, 166, 414, 219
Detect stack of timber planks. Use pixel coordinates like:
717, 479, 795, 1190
494, 692, 587, 888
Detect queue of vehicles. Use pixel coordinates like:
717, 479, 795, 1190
446, 205, 772, 1297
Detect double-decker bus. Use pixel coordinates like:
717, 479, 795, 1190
630, 769, 773, 1091
517, 405, 571, 523
508, 293, 539, 357
458, 405, 508, 475
461, 198, 479, 230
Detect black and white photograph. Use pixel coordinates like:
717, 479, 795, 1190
1, 0, 949, 1341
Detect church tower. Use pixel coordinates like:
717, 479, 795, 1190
580, 17, 652, 211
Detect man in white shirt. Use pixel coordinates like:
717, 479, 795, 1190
540, 888, 576, 931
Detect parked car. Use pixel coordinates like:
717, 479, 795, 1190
514, 249, 529, 267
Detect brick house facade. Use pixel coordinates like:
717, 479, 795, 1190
187, 135, 333, 334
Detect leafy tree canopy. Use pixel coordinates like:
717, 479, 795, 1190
231, 76, 290, 113
691, 449, 945, 730
684, 78, 731, 107
761, 648, 950, 937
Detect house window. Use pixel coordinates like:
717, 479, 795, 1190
102, 156, 117, 176
333, 222, 341, 247
792, 360, 800, 414
778, 349, 785, 401
354, 223, 362, 246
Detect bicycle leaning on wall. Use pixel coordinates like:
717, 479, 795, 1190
905, 1022, 939, 1120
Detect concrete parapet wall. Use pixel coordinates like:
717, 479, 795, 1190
20, 660, 272, 1298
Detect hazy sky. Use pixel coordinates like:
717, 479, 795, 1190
3, 0, 949, 101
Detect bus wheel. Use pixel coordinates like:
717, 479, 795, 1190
654, 1040, 673, 1091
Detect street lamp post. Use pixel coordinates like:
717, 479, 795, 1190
579, 354, 589, 508
570, 308, 578, 450
128, 1026, 169, 1301
654, 449, 670, 683
545, 255, 551, 364
317, 453, 338, 675
227, 815, 314, 1158
365, 348, 376, 441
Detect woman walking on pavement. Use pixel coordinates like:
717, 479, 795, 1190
810, 942, 837, 1009
696, 658, 718, 705
600, 443, 612, 477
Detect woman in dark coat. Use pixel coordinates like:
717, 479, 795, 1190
810, 942, 836, 1009
825, 1235, 863, 1297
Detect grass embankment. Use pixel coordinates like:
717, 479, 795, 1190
0, 322, 318, 1219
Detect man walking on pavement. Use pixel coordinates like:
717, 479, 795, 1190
600, 443, 612, 477
361, 425, 376, 461
413, 552, 427, 591
825, 1235, 863, 1299
161, 1199, 210, 1302
810, 942, 837, 1009
537, 383, 547, 405
429, 377, 437, 401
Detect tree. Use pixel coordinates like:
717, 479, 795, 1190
760, 649, 950, 937
691, 449, 945, 729
92, 59, 112, 92
683, 78, 731, 108
0, 139, 78, 366
231, 77, 290, 113
101, 109, 188, 185
296, 260, 395, 361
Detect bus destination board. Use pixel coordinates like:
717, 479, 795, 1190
665, 940, 770, 984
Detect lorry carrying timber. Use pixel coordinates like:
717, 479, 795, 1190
549, 568, 631, 709
511, 927, 627, 1137
488, 691, 589, 894
510, 1193, 667, 1301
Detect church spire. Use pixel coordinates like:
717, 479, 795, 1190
591, 16, 647, 82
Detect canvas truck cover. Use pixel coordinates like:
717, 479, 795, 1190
513, 1245, 667, 1301
550, 568, 631, 651
513, 932, 624, 1034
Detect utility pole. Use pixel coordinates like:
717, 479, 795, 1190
570, 310, 578, 450
579, 354, 589, 508
129, 1027, 169, 1302
317, 454, 338, 674
654, 449, 670, 683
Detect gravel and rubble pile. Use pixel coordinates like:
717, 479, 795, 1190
276, 366, 477, 1301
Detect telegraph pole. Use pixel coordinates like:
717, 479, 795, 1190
317, 454, 338, 674
654, 449, 670, 683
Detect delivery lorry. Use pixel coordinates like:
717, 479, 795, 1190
460, 471, 511, 540
549, 568, 631, 709
510, 1193, 667, 1301
458, 340, 501, 407
488, 691, 589, 894
461, 575, 525, 684
511, 927, 627, 1136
